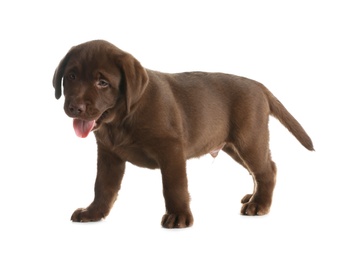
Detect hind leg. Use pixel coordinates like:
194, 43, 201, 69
228, 124, 277, 216
224, 142, 275, 214
240, 154, 276, 216
238, 140, 276, 215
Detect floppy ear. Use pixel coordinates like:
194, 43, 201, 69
117, 52, 149, 113
52, 48, 74, 99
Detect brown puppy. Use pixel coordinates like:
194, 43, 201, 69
53, 40, 313, 228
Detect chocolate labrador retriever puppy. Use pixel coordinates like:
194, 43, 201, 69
53, 40, 313, 228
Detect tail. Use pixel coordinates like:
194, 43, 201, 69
263, 86, 314, 151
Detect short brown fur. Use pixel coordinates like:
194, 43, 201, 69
53, 40, 313, 228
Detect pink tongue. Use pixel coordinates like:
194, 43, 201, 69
73, 119, 96, 138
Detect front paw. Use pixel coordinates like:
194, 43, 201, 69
71, 207, 105, 222
161, 211, 194, 228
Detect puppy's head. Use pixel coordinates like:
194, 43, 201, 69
52, 40, 148, 137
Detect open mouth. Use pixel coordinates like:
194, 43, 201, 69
73, 110, 109, 138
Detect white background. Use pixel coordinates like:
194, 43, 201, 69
1, 0, 356, 259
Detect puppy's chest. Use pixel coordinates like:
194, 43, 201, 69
95, 126, 159, 169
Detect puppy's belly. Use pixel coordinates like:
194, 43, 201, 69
209, 142, 226, 158
117, 148, 160, 169
185, 141, 227, 160
127, 158, 159, 169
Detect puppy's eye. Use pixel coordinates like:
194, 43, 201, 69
97, 79, 110, 89
68, 73, 76, 80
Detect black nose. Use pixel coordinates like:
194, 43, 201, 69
68, 103, 86, 116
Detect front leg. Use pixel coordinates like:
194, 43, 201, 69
159, 145, 194, 228
71, 146, 125, 222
